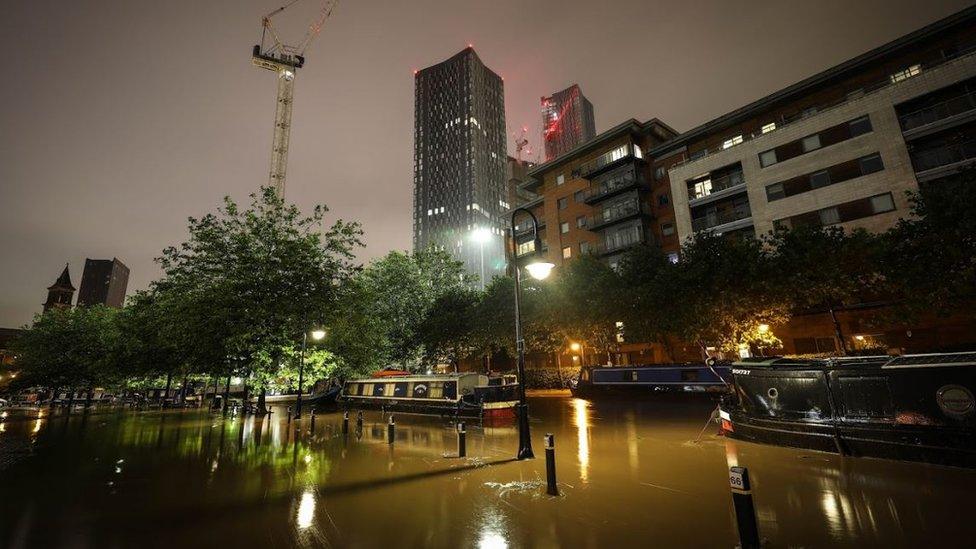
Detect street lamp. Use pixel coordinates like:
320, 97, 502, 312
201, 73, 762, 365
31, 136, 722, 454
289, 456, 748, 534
295, 328, 326, 419
570, 342, 583, 367
471, 227, 492, 290
510, 207, 555, 460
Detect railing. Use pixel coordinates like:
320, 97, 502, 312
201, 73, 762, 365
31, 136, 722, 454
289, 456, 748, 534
585, 173, 645, 202
513, 218, 546, 235
691, 205, 752, 232
589, 199, 648, 229
687, 171, 745, 201
578, 144, 641, 178
668, 45, 976, 171
899, 91, 976, 131
911, 139, 976, 172
598, 228, 645, 255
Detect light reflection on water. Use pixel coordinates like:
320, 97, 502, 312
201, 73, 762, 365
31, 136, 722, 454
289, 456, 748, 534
0, 398, 975, 547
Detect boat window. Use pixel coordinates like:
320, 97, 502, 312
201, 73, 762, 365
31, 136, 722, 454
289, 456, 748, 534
429, 382, 444, 399
629, 370, 638, 382
346, 383, 360, 396
384, 382, 396, 396
361, 383, 373, 396
393, 383, 408, 397
412, 382, 430, 398
444, 381, 458, 400
681, 369, 700, 382
372, 384, 386, 397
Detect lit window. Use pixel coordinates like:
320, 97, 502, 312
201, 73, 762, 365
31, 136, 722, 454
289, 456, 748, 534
633, 145, 643, 159
557, 197, 568, 210
801, 134, 821, 153
562, 246, 572, 259
890, 64, 921, 83
556, 174, 565, 186
560, 222, 569, 234
661, 223, 675, 236
761, 122, 776, 134
576, 216, 586, 228
427, 209, 432, 216
722, 135, 743, 149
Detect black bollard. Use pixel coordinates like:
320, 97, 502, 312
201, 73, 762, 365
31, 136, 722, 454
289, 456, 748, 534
310, 412, 316, 431
729, 466, 761, 549
287, 406, 292, 423
356, 410, 363, 432
342, 411, 349, 435
545, 433, 558, 496
457, 422, 466, 458
387, 415, 395, 444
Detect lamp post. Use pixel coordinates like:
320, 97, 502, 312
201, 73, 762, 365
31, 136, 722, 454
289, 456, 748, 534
295, 328, 326, 419
510, 207, 555, 460
472, 227, 491, 290
570, 342, 583, 367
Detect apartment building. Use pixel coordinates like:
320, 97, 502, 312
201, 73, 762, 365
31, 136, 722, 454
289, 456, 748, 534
650, 7, 976, 244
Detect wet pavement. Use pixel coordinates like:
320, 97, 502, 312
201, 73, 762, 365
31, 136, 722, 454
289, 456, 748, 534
1, 395, 974, 548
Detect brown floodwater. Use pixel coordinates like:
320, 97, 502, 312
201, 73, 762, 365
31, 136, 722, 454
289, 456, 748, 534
1, 395, 974, 548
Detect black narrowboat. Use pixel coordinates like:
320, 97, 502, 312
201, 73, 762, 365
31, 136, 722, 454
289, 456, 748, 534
570, 363, 732, 399
719, 352, 976, 468
338, 372, 520, 418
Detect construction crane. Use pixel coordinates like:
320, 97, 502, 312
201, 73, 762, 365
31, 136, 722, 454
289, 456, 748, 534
252, 0, 338, 197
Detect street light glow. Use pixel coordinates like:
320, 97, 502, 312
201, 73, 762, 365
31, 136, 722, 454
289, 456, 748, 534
570, 342, 581, 351
311, 329, 326, 341
524, 261, 555, 280
471, 227, 492, 243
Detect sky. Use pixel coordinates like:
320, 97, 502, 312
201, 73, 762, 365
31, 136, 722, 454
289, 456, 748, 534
1, 0, 973, 327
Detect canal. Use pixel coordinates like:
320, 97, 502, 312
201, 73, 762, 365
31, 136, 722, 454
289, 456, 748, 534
1, 395, 974, 547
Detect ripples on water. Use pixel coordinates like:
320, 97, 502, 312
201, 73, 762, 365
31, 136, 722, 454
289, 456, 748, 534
0, 397, 974, 547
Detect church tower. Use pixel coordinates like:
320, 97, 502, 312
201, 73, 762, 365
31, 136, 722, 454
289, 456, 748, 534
43, 264, 75, 313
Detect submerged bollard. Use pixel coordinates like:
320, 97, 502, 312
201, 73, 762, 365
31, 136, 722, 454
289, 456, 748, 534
356, 410, 364, 433
457, 422, 466, 458
387, 415, 395, 444
342, 411, 349, 435
729, 466, 761, 549
545, 434, 558, 496
310, 412, 316, 431
287, 406, 292, 422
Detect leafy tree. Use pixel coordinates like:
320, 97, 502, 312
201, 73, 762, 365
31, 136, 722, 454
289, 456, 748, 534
549, 254, 621, 364
473, 275, 561, 362
418, 286, 480, 371
880, 175, 976, 319
767, 225, 880, 354
615, 245, 681, 360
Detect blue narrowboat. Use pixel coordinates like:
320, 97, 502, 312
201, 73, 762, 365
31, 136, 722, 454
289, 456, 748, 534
570, 363, 733, 399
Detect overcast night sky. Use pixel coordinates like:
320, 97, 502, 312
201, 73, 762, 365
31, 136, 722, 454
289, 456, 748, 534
1, 0, 972, 327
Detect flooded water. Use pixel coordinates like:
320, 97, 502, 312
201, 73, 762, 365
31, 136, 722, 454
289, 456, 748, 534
1, 395, 974, 548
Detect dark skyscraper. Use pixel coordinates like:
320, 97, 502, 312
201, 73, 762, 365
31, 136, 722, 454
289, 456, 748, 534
43, 264, 75, 313
413, 47, 508, 288
542, 84, 596, 161
77, 258, 129, 308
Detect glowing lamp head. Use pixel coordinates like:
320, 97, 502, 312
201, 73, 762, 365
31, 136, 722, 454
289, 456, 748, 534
758, 324, 770, 334
570, 342, 581, 352
311, 329, 326, 341
524, 261, 555, 281
471, 227, 492, 243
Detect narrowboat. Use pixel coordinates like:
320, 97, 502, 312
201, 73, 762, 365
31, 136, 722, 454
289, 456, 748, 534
569, 363, 733, 399
338, 372, 521, 418
719, 352, 976, 468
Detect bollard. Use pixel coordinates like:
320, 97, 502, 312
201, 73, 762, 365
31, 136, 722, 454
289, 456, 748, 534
729, 466, 761, 549
310, 412, 316, 431
287, 406, 292, 422
342, 411, 349, 435
545, 433, 558, 496
457, 422, 466, 458
356, 410, 364, 431
387, 415, 395, 444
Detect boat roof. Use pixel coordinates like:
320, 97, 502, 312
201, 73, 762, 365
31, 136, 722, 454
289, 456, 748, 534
346, 373, 485, 383
734, 352, 976, 369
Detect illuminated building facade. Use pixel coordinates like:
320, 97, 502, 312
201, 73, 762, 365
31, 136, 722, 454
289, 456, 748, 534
413, 47, 508, 288
542, 84, 596, 162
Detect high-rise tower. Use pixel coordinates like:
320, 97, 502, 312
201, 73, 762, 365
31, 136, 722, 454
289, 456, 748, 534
542, 84, 596, 161
43, 264, 75, 313
413, 47, 508, 288
77, 258, 129, 308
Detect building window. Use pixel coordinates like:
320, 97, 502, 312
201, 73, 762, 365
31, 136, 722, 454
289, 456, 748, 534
633, 145, 643, 159
801, 134, 821, 153
859, 153, 884, 174
560, 221, 570, 234
562, 246, 572, 259
574, 190, 585, 203
870, 193, 895, 213
722, 135, 744, 149
848, 116, 873, 137
579, 241, 590, 254
557, 197, 568, 210
690, 149, 707, 161
819, 207, 841, 225
556, 174, 565, 186
809, 170, 831, 189
766, 183, 785, 201
657, 194, 669, 206
761, 122, 776, 134
661, 223, 675, 236
759, 150, 778, 167
654, 166, 665, 180
802, 106, 819, 118
576, 215, 587, 228
890, 64, 921, 83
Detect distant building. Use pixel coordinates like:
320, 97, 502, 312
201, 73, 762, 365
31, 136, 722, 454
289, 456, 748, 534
0, 327, 24, 367
542, 84, 596, 162
413, 47, 508, 288
43, 264, 75, 313
77, 258, 129, 308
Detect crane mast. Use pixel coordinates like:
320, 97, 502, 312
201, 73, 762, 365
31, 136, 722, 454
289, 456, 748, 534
251, 0, 338, 198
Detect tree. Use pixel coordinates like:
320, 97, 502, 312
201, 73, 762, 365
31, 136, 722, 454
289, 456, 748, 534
616, 245, 681, 360
881, 175, 976, 319
671, 233, 789, 356
418, 286, 480, 371
767, 225, 880, 354
549, 254, 621, 364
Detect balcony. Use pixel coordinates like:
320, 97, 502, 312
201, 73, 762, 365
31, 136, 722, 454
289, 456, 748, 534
687, 171, 746, 207
900, 92, 976, 137
588, 199, 652, 231
911, 139, 976, 181
691, 205, 752, 233
584, 173, 647, 204
513, 218, 546, 236
597, 227, 646, 256
578, 144, 645, 179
